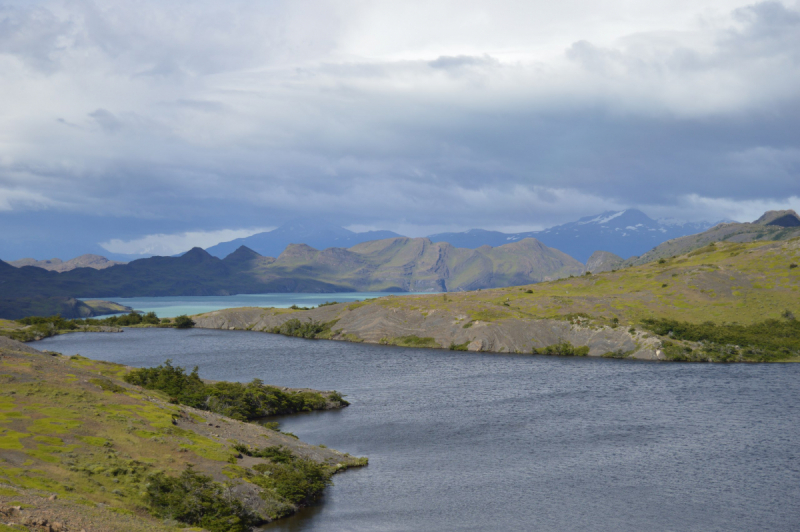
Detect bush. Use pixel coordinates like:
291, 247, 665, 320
174, 315, 195, 328
532, 341, 589, 357
449, 341, 469, 351
124, 361, 343, 421
641, 317, 800, 362
145, 466, 260, 532
251, 457, 332, 506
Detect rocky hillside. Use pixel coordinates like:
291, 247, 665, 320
624, 210, 800, 266
194, 237, 800, 362
270, 237, 583, 292
9, 255, 124, 272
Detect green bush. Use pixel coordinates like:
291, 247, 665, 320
174, 315, 195, 328
124, 361, 343, 421
641, 317, 800, 362
251, 458, 332, 507
532, 341, 589, 356
145, 466, 260, 532
449, 341, 469, 351
270, 318, 337, 339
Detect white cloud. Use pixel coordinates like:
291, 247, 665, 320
99, 227, 274, 256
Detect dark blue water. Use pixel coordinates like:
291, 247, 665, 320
37, 329, 800, 531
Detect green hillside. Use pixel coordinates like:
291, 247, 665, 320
375, 238, 800, 327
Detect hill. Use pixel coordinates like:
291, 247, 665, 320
0, 339, 363, 530
194, 237, 800, 362
0, 238, 583, 318
9, 254, 125, 272
625, 210, 800, 266
428, 209, 717, 262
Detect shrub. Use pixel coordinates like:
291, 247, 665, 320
524, 289, 533, 294
251, 457, 332, 506
641, 317, 800, 362
316, 301, 339, 307
270, 318, 336, 339
174, 315, 195, 329
790, 263, 798, 269
532, 341, 589, 357
658, 258, 667, 264
449, 342, 469, 351
124, 361, 340, 420
145, 466, 260, 532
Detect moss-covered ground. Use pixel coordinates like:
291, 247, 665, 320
0, 346, 366, 530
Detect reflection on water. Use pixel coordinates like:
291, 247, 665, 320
38, 328, 800, 532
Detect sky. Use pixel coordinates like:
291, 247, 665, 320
0, 0, 798, 259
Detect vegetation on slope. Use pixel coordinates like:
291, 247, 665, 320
0, 345, 364, 531
373, 239, 800, 327
123, 360, 348, 421
0, 312, 197, 342
641, 315, 800, 362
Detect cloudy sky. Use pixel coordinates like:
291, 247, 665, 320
0, 0, 798, 259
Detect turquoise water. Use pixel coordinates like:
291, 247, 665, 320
82, 292, 433, 318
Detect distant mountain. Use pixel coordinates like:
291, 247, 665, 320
274, 237, 583, 292
0, 237, 584, 318
205, 219, 402, 259
427, 209, 719, 262
624, 210, 800, 266
9, 254, 125, 272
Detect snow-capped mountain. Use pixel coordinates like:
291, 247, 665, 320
427, 209, 720, 263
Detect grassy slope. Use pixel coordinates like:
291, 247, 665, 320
368, 239, 800, 328
0, 346, 365, 530
626, 221, 800, 266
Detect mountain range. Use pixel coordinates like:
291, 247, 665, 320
0, 237, 583, 319
9, 254, 123, 272
205, 220, 401, 259
426, 209, 718, 263
204, 209, 716, 263
1, 210, 797, 319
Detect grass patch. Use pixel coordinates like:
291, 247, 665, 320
379, 336, 440, 348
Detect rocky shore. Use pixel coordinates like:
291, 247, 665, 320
193, 302, 664, 360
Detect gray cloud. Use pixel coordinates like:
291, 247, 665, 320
0, 0, 798, 259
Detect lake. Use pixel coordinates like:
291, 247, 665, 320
82, 292, 429, 318
37, 328, 800, 531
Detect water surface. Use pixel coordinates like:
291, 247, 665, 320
37, 329, 800, 531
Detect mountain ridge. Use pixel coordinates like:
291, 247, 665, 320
0, 237, 584, 318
